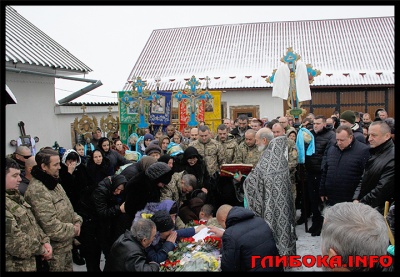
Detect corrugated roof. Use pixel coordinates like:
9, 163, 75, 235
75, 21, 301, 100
5, 6, 92, 73
124, 17, 394, 91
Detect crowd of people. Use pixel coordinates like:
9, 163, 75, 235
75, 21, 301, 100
5, 108, 395, 272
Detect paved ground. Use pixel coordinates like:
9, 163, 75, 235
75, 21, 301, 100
73, 209, 322, 272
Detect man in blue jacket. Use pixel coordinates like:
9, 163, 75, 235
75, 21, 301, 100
208, 204, 283, 272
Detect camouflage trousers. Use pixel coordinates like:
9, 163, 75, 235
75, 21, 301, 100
49, 249, 73, 272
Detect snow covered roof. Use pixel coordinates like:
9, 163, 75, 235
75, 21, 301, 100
5, 6, 92, 74
124, 16, 394, 91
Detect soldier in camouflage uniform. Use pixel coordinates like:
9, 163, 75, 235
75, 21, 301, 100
6, 145, 32, 171
189, 125, 226, 176
230, 114, 252, 145
24, 148, 82, 272
272, 123, 299, 217
160, 172, 196, 206
5, 158, 53, 272
215, 123, 239, 164
233, 129, 261, 167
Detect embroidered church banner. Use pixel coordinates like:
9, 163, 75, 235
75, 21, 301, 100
204, 90, 221, 134
118, 90, 138, 146
178, 94, 205, 133
149, 91, 172, 132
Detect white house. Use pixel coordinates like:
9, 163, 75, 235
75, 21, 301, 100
4, 6, 118, 155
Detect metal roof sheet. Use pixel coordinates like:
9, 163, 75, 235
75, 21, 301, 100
123, 17, 394, 91
5, 6, 92, 73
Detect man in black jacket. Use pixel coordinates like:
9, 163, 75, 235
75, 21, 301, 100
304, 115, 336, 236
230, 114, 252, 145
208, 205, 283, 272
104, 218, 159, 272
353, 121, 394, 214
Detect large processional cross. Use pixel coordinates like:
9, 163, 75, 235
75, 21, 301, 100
174, 75, 213, 127
266, 47, 320, 119
121, 77, 161, 129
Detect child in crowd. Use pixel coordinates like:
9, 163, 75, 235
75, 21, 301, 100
74, 143, 88, 166
199, 204, 223, 229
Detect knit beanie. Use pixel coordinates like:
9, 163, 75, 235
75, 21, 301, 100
151, 210, 174, 233
144, 133, 154, 141
145, 144, 162, 156
145, 162, 171, 181
340, 110, 356, 124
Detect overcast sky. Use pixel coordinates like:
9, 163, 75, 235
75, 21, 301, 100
12, 5, 394, 103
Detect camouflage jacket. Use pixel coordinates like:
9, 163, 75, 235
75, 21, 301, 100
233, 143, 261, 167
5, 189, 50, 272
288, 138, 298, 173
205, 217, 223, 229
160, 171, 187, 205
189, 138, 226, 176
215, 137, 239, 164
24, 169, 82, 253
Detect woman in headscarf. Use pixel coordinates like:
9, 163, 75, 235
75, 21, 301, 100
59, 149, 90, 266
86, 149, 114, 187
119, 156, 157, 182
97, 137, 130, 174
181, 146, 211, 192
114, 162, 175, 242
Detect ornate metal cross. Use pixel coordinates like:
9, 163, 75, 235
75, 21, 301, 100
266, 47, 320, 118
174, 75, 213, 127
121, 77, 161, 129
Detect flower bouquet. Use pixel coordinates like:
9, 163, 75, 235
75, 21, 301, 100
200, 235, 222, 252
175, 251, 219, 272
185, 219, 207, 227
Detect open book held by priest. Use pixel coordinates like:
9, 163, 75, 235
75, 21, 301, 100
219, 164, 253, 177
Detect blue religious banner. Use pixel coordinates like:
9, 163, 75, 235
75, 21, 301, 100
149, 91, 172, 128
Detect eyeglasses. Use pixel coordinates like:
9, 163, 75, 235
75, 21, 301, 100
17, 153, 32, 159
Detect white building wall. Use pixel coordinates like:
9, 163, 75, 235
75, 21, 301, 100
221, 89, 285, 120
5, 71, 118, 155
6, 72, 60, 155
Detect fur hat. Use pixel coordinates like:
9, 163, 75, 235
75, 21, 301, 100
145, 162, 171, 181
151, 210, 174, 232
340, 110, 356, 124
145, 144, 162, 156
144, 133, 154, 141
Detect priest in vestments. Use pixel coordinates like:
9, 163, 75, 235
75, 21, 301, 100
243, 135, 296, 257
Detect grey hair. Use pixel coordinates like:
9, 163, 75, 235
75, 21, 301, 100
182, 173, 197, 188
370, 120, 391, 135
131, 218, 156, 241
321, 202, 388, 271
257, 128, 274, 142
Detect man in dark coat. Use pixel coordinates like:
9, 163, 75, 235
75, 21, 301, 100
230, 114, 252, 145
353, 121, 395, 214
319, 125, 370, 206
103, 218, 159, 272
304, 115, 336, 236
208, 205, 283, 272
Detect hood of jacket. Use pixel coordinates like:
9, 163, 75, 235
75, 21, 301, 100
61, 149, 81, 167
